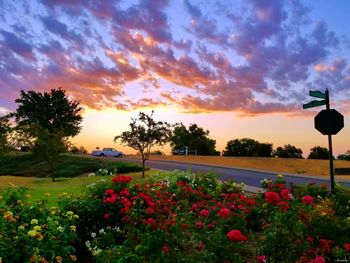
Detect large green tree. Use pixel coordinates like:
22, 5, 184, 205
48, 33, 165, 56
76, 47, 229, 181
170, 123, 218, 156
274, 144, 303, 158
114, 111, 172, 178
223, 138, 273, 157
13, 88, 82, 181
14, 88, 82, 138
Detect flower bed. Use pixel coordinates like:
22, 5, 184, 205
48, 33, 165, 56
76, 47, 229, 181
1, 170, 350, 262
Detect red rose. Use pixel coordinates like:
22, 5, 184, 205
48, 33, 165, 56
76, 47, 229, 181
105, 189, 115, 195
302, 195, 314, 205
146, 217, 156, 225
278, 201, 290, 211
112, 175, 132, 183
103, 213, 110, 219
265, 191, 280, 205
257, 255, 266, 263
218, 208, 230, 219
199, 209, 210, 217
162, 245, 170, 254
280, 189, 291, 200
227, 230, 247, 242
195, 221, 203, 229
344, 243, 350, 252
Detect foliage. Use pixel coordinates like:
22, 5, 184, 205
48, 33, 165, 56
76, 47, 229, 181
338, 150, 350, 161
114, 111, 172, 178
274, 144, 303, 158
0, 116, 11, 154
0, 186, 79, 262
222, 138, 273, 157
308, 146, 330, 159
69, 145, 88, 154
170, 123, 219, 156
0, 154, 142, 178
13, 88, 82, 139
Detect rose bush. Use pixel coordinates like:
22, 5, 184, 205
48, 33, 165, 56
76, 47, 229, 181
60, 171, 350, 262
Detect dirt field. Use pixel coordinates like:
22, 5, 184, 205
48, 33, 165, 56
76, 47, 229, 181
127, 155, 350, 179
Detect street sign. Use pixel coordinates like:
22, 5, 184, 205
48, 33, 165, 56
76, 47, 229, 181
314, 109, 344, 135
302, 99, 326, 109
309, 90, 326, 99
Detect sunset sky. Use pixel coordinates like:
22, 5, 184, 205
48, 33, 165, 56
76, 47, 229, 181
0, 0, 349, 156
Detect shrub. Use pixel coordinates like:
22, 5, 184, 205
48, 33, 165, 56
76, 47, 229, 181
0, 186, 79, 262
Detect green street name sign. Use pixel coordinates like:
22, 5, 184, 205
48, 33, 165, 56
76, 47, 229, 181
303, 99, 326, 109
309, 90, 326, 99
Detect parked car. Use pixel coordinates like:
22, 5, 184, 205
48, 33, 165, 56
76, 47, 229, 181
92, 148, 124, 157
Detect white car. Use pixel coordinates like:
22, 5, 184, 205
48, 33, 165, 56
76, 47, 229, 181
92, 148, 124, 157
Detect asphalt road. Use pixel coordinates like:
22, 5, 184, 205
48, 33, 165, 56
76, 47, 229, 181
108, 157, 350, 189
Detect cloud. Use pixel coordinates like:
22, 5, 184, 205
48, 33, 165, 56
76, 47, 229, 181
0, 0, 348, 116
0, 30, 36, 60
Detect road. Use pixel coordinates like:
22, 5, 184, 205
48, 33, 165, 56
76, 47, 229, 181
108, 157, 350, 189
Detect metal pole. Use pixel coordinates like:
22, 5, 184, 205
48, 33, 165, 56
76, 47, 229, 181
325, 89, 335, 191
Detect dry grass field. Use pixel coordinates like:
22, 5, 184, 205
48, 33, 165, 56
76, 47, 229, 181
127, 155, 350, 179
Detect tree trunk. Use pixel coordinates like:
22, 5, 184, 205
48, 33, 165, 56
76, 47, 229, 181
142, 158, 145, 178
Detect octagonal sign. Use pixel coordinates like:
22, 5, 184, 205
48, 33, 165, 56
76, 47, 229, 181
314, 109, 344, 135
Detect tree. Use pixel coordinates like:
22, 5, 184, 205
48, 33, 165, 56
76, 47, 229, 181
308, 146, 330, 160
170, 123, 219, 155
223, 138, 273, 157
14, 88, 82, 138
274, 144, 303, 158
337, 150, 350, 161
0, 116, 11, 154
32, 130, 67, 181
13, 88, 82, 181
114, 111, 172, 178
69, 145, 88, 154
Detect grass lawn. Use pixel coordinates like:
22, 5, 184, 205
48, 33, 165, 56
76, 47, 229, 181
0, 170, 158, 206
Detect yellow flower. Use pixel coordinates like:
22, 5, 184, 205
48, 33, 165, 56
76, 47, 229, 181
55, 256, 63, 263
57, 226, 64, 232
45, 193, 51, 197
36, 232, 44, 241
26, 194, 31, 199
277, 174, 283, 179
34, 225, 42, 231
3, 211, 13, 221
66, 211, 74, 216
73, 215, 79, 219
18, 225, 25, 230
17, 200, 23, 205
31, 219, 39, 225
70, 225, 76, 232
69, 255, 77, 261
28, 230, 37, 237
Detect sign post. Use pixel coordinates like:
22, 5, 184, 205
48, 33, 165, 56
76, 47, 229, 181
303, 89, 344, 191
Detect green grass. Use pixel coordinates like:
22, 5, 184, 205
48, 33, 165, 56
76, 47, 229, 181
0, 170, 159, 207
0, 153, 143, 178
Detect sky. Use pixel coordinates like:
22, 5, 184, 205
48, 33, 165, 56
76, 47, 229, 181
0, 0, 349, 156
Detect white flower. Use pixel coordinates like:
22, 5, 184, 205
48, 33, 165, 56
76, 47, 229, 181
99, 229, 106, 235
91, 232, 96, 238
